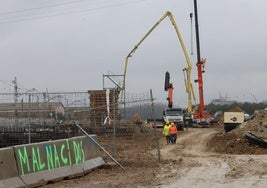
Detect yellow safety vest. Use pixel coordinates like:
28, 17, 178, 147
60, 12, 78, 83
163, 125, 170, 136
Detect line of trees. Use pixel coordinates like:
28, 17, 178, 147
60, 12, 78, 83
125, 102, 267, 121
206, 102, 267, 116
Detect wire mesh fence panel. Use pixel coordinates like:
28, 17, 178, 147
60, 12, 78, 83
0, 87, 90, 147
0, 82, 165, 148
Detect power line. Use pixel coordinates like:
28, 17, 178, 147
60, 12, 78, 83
0, 0, 88, 15
0, 0, 120, 18
0, 0, 148, 24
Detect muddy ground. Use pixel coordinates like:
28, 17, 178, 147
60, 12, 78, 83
43, 110, 267, 188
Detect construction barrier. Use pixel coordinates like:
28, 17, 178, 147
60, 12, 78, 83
0, 147, 25, 188
0, 135, 105, 188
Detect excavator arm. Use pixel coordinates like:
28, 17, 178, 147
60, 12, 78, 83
164, 71, 174, 108
121, 11, 196, 113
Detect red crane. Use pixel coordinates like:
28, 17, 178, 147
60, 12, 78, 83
192, 0, 211, 125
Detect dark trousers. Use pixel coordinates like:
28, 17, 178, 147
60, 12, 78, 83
165, 135, 170, 144
170, 134, 177, 144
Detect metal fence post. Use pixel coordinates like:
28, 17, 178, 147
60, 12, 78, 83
150, 89, 161, 162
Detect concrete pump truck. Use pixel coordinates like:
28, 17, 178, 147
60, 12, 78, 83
121, 11, 197, 130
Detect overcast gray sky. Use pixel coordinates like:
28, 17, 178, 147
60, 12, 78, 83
0, 0, 266, 107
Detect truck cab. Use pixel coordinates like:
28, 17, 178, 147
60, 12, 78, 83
163, 108, 184, 130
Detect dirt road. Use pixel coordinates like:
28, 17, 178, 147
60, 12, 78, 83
157, 129, 267, 188
43, 128, 267, 188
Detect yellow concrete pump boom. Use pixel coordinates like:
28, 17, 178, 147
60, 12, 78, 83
121, 11, 196, 113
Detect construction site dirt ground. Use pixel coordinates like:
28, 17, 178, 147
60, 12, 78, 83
43, 110, 267, 188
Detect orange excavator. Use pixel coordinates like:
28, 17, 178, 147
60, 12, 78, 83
192, 0, 211, 125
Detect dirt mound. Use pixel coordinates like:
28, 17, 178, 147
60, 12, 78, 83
231, 109, 267, 140
229, 106, 245, 112
207, 131, 267, 154
207, 110, 267, 154
240, 110, 267, 134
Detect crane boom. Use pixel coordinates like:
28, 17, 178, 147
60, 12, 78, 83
193, 0, 211, 123
121, 11, 196, 113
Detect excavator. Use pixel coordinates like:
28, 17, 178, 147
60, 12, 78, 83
192, 0, 211, 126
164, 70, 195, 129
121, 11, 197, 119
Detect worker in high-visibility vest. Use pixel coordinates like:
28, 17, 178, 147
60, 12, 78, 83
169, 122, 178, 144
162, 121, 171, 144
